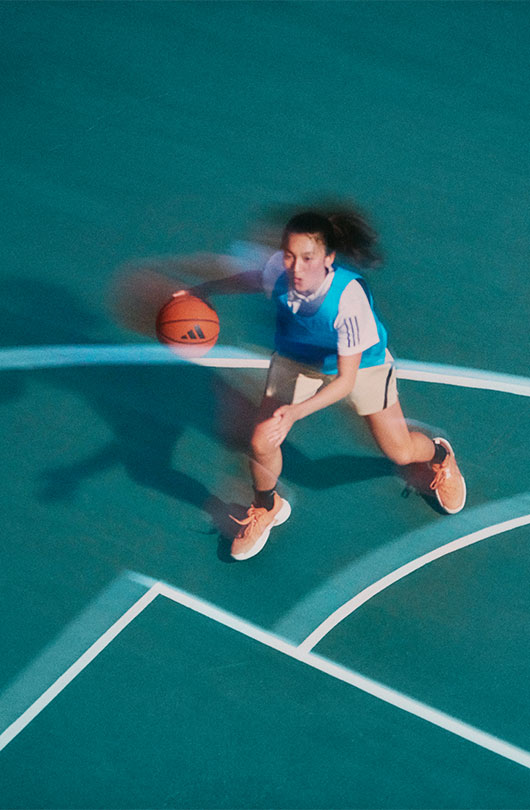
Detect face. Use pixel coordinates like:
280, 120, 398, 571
282, 233, 336, 294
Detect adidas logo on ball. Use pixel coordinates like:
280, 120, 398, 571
180, 325, 206, 341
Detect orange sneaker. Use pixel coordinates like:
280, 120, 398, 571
230, 493, 291, 560
430, 438, 466, 514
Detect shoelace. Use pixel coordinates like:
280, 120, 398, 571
230, 505, 266, 527
430, 463, 449, 491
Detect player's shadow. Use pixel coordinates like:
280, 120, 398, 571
2, 278, 237, 536
281, 445, 440, 509
36, 362, 253, 525
281, 445, 394, 488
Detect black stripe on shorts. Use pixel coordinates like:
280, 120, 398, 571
383, 364, 394, 410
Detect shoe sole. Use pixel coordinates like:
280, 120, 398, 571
432, 437, 467, 514
231, 498, 292, 560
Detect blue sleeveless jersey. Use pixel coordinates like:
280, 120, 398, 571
272, 265, 388, 374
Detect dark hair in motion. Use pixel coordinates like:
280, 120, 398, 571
281, 205, 382, 269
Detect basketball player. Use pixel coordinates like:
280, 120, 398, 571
191, 209, 466, 560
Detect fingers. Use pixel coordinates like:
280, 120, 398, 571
262, 412, 292, 447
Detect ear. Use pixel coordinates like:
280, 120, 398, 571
325, 251, 336, 269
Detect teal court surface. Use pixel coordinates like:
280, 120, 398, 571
1, 2, 530, 808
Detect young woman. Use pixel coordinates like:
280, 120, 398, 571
191, 209, 466, 560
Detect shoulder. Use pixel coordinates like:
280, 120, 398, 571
337, 276, 374, 316
333, 265, 366, 298
330, 264, 363, 292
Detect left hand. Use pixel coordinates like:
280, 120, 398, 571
263, 405, 299, 448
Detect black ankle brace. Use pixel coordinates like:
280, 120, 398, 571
253, 487, 276, 510
432, 441, 448, 465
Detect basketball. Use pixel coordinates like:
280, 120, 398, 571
156, 292, 220, 357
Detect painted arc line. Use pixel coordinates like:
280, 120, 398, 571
156, 580, 530, 771
395, 359, 530, 397
0, 585, 160, 753
275, 492, 530, 645
298, 512, 530, 654
0, 344, 529, 398
0, 344, 270, 371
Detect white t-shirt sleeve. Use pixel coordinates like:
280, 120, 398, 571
335, 279, 379, 356
261, 251, 285, 297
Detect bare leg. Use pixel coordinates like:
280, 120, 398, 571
364, 400, 436, 466
250, 395, 436, 491
249, 396, 285, 492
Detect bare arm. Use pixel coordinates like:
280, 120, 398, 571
263, 353, 362, 447
190, 269, 264, 298
109, 252, 265, 339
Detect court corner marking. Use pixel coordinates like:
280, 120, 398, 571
0, 581, 161, 753
154, 578, 530, 772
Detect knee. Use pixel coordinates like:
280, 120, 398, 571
250, 422, 276, 458
385, 444, 415, 467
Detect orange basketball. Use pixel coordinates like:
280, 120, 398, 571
156, 292, 220, 358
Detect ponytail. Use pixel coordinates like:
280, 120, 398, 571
328, 209, 381, 268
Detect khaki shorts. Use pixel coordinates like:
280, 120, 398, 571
264, 350, 398, 416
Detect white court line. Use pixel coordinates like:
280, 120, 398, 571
2, 577, 530, 770
0, 343, 529, 397
298, 514, 530, 654
395, 359, 530, 398
0, 344, 270, 370
157, 582, 530, 771
0, 585, 160, 753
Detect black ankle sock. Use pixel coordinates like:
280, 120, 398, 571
432, 441, 448, 465
253, 487, 276, 510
